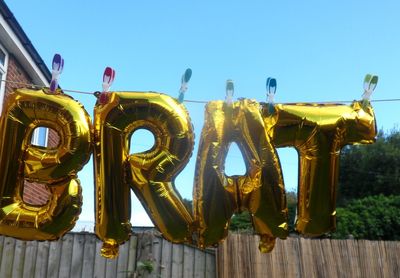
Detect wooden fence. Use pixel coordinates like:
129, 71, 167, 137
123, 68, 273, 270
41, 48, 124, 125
217, 233, 400, 278
2, 230, 399, 278
0, 231, 216, 278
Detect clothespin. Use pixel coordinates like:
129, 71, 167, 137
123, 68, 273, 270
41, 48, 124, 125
362, 74, 378, 101
99, 67, 116, 104
102, 67, 116, 93
225, 79, 234, 105
266, 77, 277, 114
49, 54, 64, 93
177, 68, 192, 103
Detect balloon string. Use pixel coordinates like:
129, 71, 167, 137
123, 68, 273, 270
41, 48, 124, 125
2, 79, 400, 104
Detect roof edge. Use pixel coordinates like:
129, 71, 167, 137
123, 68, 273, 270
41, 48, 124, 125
0, 1, 51, 83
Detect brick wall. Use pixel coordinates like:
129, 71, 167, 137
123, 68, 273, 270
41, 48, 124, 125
4, 54, 55, 205
4, 54, 32, 98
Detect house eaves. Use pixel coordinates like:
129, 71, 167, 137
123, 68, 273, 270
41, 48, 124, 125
0, 1, 51, 84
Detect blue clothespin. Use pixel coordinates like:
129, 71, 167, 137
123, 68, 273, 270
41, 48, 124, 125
178, 68, 192, 103
49, 54, 64, 93
266, 77, 277, 113
362, 74, 378, 102
225, 79, 234, 106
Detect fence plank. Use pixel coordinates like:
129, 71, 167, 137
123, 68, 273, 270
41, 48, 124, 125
126, 235, 138, 277
183, 244, 195, 278
58, 234, 74, 278
34, 240, 50, 278
135, 232, 155, 278
47, 239, 62, 278
93, 238, 107, 278
250, 235, 263, 277
194, 247, 206, 278
116, 239, 130, 278
171, 243, 183, 278
0, 236, 16, 278
309, 239, 327, 278
0, 236, 4, 264
346, 239, 362, 277
12, 239, 26, 278
105, 256, 118, 278
150, 235, 163, 277
359, 240, 382, 278
205, 250, 215, 278
81, 234, 96, 278
160, 239, 172, 278
382, 241, 400, 278
23, 240, 38, 278
70, 233, 85, 278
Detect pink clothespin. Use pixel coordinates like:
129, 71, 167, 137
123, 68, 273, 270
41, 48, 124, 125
49, 54, 64, 93
99, 67, 116, 104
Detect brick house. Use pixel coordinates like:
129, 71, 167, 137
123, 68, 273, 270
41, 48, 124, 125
0, 1, 57, 205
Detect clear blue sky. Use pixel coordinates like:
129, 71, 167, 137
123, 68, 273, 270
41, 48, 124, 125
6, 1, 400, 226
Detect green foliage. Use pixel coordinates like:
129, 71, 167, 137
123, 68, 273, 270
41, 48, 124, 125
332, 195, 400, 240
230, 211, 253, 231
229, 191, 298, 232
136, 260, 154, 274
338, 129, 400, 205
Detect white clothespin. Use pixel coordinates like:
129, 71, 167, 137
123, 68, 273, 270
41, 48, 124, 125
178, 68, 192, 103
266, 77, 277, 113
225, 79, 234, 105
49, 54, 64, 93
99, 67, 116, 104
362, 74, 378, 101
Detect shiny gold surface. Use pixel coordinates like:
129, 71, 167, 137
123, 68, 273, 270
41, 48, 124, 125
0, 88, 377, 257
193, 99, 288, 252
265, 101, 376, 236
93, 92, 194, 258
0, 89, 91, 239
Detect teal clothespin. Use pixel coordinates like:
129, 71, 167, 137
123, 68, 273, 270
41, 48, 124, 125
178, 68, 192, 103
225, 79, 234, 105
266, 77, 277, 114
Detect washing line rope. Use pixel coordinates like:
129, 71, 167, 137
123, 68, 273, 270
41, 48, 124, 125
1, 79, 398, 104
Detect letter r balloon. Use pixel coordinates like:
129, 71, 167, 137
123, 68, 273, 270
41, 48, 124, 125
93, 92, 194, 258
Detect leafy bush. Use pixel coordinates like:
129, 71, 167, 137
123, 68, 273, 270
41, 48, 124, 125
332, 195, 400, 240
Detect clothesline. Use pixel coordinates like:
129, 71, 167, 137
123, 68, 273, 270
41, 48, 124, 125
2, 79, 399, 104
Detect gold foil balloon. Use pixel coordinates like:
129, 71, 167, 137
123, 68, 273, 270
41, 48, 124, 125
265, 101, 376, 236
0, 89, 92, 240
94, 92, 194, 258
194, 99, 288, 252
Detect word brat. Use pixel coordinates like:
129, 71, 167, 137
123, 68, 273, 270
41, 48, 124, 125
0, 89, 376, 258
